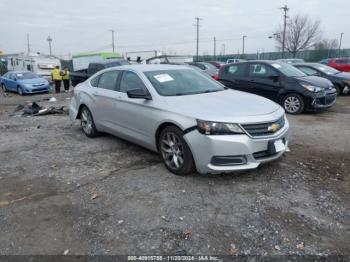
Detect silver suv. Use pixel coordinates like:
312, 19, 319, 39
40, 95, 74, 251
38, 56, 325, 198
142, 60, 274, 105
70, 65, 290, 175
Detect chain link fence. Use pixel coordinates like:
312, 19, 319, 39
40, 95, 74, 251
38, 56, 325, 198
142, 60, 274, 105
197, 49, 350, 62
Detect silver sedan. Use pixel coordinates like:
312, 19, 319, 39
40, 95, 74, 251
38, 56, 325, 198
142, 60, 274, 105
70, 64, 290, 175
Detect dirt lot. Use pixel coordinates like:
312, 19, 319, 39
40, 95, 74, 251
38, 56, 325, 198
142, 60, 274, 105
0, 90, 349, 257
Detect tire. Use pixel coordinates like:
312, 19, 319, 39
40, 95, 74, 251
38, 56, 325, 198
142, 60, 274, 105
1, 84, 7, 92
80, 106, 99, 138
158, 126, 195, 176
17, 86, 24, 96
334, 85, 341, 96
282, 93, 304, 114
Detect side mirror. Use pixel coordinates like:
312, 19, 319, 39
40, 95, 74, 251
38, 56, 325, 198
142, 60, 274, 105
269, 75, 280, 82
127, 88, 152, 100
14, 78, 17, 81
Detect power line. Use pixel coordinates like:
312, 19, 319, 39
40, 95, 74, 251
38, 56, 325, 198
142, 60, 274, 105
242, 35, 247, 58
47, 36, 52, 56
280, 5, 289, 59
213, 37, 216, 59
339, 32, 344, 57
194, 17, 203, 62
27, 33, 31, 53
110, 29, 115, 53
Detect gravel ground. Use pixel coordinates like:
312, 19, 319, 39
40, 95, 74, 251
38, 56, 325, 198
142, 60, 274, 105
0, 90, 349, 258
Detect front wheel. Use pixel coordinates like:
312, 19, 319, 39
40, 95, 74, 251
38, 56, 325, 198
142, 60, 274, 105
282, 94, 304, 114
17, 86, 24, 96
80, 106, 99, 137
159, 126, 195, 176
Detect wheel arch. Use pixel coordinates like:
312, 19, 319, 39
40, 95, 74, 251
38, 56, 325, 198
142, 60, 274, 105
76, 103, 88, 119
155, 122, 184, 152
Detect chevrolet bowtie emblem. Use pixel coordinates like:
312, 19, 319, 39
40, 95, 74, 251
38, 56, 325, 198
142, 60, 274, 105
268, 123, 280, 133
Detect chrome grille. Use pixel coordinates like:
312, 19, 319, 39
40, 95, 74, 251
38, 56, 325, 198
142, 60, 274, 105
241, 116, 285, 137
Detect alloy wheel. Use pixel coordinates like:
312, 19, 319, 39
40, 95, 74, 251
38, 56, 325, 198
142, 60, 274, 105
284, 96, 301, 113
17, 87, 23, 96
81, 108, 93, 135
160, 132, 184, 170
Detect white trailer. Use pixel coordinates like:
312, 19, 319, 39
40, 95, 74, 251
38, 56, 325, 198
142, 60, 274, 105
7, 53, 60, 82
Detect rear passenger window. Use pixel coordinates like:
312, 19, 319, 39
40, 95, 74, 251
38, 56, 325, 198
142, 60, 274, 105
248, 64, 275, 78
227, 64, 245, 76
98, 71, 120, 90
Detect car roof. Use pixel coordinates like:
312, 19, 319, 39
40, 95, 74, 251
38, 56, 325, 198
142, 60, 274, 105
293, 63, 321, 67
105, 64, 193, 73
91, 59, 127, 65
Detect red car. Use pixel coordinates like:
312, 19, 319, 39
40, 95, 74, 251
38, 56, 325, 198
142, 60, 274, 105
328, 58, 350, 72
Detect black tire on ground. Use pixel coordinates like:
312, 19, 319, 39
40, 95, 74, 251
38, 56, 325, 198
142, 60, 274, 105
17, 86, 24, 96
158, 126, 196, 176
335, 85, 341, 96
80, 106, 99, 138
282, 93, 305, 114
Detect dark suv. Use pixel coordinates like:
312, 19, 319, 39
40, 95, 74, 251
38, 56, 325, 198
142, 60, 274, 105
218, 61, 337, 114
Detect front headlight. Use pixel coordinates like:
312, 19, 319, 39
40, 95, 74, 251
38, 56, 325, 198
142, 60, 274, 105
197, 120, 245, 135
301, 83, 323, 93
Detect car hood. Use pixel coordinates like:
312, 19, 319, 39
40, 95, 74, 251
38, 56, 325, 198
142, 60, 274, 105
334, 72, 350, 80
294, 75, 333, 88
17, 78, 48, 85
162, 89, 283, 123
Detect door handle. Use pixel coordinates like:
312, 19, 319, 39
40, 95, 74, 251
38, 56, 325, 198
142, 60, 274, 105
248, 80, 256, 83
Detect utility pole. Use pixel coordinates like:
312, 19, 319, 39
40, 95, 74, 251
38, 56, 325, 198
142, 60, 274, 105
194, 17, 203, 62
213, 37, 216, 59
242, 35, 247, 58
27, 33, 31, 54
110, 30, 115, 53
47, 36, 53, 56
280, 5, 289, 59
339, 32, 344, 57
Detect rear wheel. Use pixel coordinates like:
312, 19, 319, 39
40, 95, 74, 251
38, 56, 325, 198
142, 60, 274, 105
159, 126, 195, 176
17, 86, 24, 96
80, 106, 99, 137
282, 93, 304, 114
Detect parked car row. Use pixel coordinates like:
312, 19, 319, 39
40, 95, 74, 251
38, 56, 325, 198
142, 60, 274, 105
216, 60, 338, 114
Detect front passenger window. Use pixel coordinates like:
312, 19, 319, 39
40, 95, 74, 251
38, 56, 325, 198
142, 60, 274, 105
248, 64, 275, 78
120, 71, 147, 93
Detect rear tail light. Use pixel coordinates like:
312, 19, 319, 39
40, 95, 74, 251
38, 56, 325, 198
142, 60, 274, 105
213, 74, 219, 81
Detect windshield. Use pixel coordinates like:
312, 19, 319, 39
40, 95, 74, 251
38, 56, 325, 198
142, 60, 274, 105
314, 64, 339, 75
271, 62, 306, 77
145, 69, 225, 96
16, 72, 39, 79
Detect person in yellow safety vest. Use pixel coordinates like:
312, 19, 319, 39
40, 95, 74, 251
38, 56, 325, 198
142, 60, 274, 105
51, 66, 62, 93
61, 66, 70, 92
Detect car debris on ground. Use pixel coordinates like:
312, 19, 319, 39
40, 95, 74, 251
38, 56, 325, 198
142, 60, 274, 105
9, 99, 68, 117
